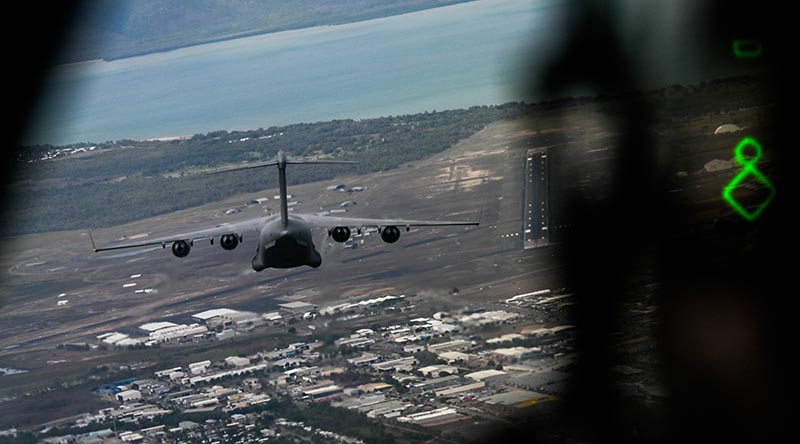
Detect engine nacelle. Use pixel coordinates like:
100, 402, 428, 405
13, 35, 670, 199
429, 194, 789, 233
172, 240, 191, 258
220, 234, 239, 250
381, 225, 400, 243
331, 226, 351, 243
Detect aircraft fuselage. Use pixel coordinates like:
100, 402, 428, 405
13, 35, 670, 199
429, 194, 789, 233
251, 216, 322, 271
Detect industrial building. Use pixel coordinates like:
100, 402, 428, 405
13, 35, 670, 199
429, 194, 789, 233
278, 301, 316, 317
418, 365, 458, 377
149, 323, 208, 343
371, 356, 418, 372
479, 390, 553, 412
262, 312, 284, 325
397, 407, 462, 426
437, 351, 472, 363
139, 321, 178, 333
302, 385, 342, 402
225, 356, 251, 367
116, 389, 142, 402
427, 339, 473, 354
192, 308, 263, 329
508, 370, 569, 395
465, 369, 508, 384
490, 346, 541, 362
434, 381, 485, 397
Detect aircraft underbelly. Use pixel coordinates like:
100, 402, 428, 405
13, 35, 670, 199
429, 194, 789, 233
252, 236, 321, 271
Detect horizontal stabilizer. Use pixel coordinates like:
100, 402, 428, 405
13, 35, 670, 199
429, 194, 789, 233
286, 159, 358, 165
205, 160, 278, 175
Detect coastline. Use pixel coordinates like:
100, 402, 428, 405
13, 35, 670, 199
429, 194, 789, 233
60, 0, 478, 65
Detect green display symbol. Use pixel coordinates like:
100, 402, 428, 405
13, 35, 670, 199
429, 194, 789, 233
732, 39, 763, 58
722, 137, 775, 221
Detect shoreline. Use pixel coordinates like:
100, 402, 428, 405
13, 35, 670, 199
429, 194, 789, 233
57, 0, 478, 65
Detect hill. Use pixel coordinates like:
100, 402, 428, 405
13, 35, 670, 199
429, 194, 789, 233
62, 0, 474, 62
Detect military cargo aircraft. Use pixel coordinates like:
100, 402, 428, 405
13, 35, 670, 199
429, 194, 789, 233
90, 150, 478, 271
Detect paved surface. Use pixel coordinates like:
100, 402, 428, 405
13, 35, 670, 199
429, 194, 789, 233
523, 148, 549, 249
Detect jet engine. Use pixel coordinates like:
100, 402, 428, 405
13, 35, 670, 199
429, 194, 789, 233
220, 234, 239, 250
381, 225, 400, 243
172, 240, 191, 257
331, 226, 351, 243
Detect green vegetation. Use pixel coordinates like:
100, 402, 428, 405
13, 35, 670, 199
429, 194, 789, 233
382, 372, 409, 394
8, 103, 533, 235
64, 0, 475, 62
6, 76, 769, 236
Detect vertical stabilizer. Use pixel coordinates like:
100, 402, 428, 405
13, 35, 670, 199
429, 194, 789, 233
206, 149, 356, 230
277, 151, 289, 228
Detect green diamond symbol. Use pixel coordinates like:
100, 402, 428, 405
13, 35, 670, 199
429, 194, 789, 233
722, 137, 775, 221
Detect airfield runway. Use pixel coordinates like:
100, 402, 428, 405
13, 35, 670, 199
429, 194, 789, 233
523, 148, 549, 249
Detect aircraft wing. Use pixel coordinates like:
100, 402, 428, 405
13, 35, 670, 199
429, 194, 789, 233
295, 213, 479, 230
90, 216, 266, 252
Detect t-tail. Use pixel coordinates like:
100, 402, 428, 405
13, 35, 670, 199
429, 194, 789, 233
208, 150, 357, 228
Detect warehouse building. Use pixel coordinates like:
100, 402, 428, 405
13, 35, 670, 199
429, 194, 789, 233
192, 308, 264, 329
398, 407, 462, 426
278, 301, 316, 317
465, 369, 508, 384
303, 385, 342, 402
116, 389, 142, 403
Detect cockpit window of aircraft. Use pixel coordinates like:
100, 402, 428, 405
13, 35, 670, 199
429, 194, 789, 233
1, 1, 789, 443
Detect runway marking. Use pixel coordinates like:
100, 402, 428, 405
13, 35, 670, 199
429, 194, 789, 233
523, 148, 549, 249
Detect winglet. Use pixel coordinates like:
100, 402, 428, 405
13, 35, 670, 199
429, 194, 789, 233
88, 230, 98, 253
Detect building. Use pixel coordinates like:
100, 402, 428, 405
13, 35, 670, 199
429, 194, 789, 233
465, 369, 508, 384
348, 354, 380, 367
116, 389, 142, 402
153, 367, 182, 379
404, 344, 425, 354
437, 351, 472, 363
371, 356, 418, 372
479, 390, 553, 412
193, 308, 239, 322
262, 312, 283, 325
487, 333, 525, 344
434, 381, 485, 397
427, 339, 473, 354
508, 371, 569, 395
225, 356, 251, 367
418, 365, 458, 377
149, 324, 208, 343
490, 347, 540, 362
192, 308, 263, 329
303, 385, 342, 402
100, 332, 129, 346
139, 322, 178, 333
458, 310, 520, 327
188, 361, 211, 375
357, 382, 393, 393
278, 301, 316, 317
398, 407, 461, 426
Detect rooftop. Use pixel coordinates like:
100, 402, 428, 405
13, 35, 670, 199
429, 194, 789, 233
139, 321, 178, 332
278, 301, 315, 309
193, 308, 239, 320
